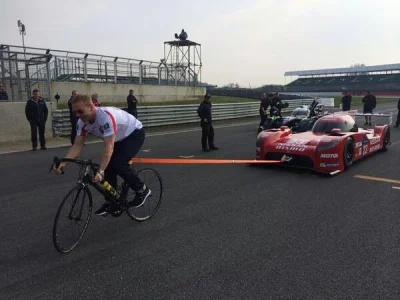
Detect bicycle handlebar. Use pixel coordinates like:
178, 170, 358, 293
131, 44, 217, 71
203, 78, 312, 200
50, 156, 100, 175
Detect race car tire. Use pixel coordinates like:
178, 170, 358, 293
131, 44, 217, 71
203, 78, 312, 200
343, 137, 354, 168
381, 127, 390, 151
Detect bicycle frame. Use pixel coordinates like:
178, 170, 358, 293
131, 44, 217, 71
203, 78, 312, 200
52, 156, 163, 253
51, 156, 130, 205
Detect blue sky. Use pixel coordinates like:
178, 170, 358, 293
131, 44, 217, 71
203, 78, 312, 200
1, 0, 400, 87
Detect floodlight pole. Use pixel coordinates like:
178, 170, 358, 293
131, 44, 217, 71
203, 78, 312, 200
17, 20, 26, 53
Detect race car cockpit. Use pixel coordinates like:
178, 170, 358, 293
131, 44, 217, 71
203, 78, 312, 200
312, 116, 358, 134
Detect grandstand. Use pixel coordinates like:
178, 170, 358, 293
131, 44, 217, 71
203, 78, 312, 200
284, 63, 400, 94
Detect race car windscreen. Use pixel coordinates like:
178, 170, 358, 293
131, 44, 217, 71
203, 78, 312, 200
292, 109, 308, 117
312, 119, 354, 133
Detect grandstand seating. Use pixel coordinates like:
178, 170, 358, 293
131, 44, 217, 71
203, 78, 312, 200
285, 73, 400, 92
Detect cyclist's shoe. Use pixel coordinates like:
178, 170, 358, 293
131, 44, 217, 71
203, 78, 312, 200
130, 185, 151, 208
95, 202, 111, 216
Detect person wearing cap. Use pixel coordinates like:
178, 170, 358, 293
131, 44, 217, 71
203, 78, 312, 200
197, 93, 218, 152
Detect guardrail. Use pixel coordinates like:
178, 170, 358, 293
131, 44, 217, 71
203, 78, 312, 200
51, 99, 315, 136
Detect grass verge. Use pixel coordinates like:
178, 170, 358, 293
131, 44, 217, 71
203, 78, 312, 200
333, 96, 397, 107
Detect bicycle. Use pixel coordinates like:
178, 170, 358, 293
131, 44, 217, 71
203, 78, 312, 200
50, 156, 163, 253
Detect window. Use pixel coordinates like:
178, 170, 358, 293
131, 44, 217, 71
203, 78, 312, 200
312, 118, 357, 133
291, 108, 308, 117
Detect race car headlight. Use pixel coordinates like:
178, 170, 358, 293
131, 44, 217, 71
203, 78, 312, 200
316, 139, 340, 152
256, 132, 269, 145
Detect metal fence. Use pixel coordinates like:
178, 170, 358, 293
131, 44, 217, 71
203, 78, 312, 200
0, 46, 52, 101
0, 44, 204, 103
52, 99, 315, 137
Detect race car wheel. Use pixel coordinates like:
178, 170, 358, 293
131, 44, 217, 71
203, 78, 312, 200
381, 127, 390, 151
343, 137, 354, 168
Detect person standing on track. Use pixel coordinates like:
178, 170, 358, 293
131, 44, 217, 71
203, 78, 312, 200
394, 97, 400, 128
258, 93, 269, 133
362, 91, 376, 125
67, 90, 79, 145
341, 91, 352, 111
197, 93, 218, 152
25, 89, 48, 151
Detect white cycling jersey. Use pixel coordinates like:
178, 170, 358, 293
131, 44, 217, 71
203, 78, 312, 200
76, 107, 142, 142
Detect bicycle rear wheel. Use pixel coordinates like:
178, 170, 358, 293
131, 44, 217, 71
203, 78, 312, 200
52, 185, 92, 253
126, 168, 163, 222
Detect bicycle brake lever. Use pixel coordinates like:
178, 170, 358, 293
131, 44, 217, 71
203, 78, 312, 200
50, 156, 65, 174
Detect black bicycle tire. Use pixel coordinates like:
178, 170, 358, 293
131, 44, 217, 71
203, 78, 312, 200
52, 185, 92, 253
126, 168, 163, 222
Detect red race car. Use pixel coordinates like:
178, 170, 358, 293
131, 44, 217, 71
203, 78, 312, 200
256, 111, 391, 175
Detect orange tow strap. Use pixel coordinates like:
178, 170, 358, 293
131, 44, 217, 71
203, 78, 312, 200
129, 158, 282, 164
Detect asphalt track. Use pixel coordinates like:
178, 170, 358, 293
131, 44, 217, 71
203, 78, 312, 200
1, 102, 400, 299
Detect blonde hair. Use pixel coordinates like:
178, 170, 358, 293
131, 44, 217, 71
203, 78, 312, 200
71, 94, 92, 106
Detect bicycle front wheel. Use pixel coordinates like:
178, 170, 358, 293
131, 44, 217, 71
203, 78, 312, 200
126, 168, 163, 222
52, 185, 93, 253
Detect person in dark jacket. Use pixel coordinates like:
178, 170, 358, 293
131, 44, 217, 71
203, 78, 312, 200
258, 93, 269, 132
67, 90, 79, 145
270, 92, 283, 116
362, 91, 376, 125
25, 89, 48, 150
127, 89, 138, 117
394, 98, 400, 128
341, 91, 352, 111
197, 93, 218, 152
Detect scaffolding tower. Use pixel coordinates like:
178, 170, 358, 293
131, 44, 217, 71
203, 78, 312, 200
163, 39, 202, 86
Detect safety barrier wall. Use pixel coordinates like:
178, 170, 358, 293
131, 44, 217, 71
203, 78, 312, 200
0, 102, 54, 142
52, 99, 316, 136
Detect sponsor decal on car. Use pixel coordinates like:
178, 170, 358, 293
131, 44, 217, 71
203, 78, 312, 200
320, 153, 338, 158
275, 138, 309, 152
370, 137, 380, 145
287, 138, 308, 145
320, 162, 340, 168
354, 142, 362, 148
369, 144, 381, 153
276, 144, 306, 152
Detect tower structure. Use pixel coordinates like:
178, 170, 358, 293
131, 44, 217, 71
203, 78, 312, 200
163, 38, 202, 86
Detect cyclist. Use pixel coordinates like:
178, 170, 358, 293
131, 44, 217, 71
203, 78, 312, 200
53, 94, 151, 216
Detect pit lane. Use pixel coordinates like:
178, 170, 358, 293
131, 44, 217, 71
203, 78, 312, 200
1, 102, 400, 299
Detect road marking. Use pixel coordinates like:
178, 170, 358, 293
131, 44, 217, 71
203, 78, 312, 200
141, 149, 151, 152
179, 155, 195, 158
392, 186, 400, 190
354, 174, 400, 185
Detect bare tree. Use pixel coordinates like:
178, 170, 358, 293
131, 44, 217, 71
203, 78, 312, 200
348, 63, 369, 75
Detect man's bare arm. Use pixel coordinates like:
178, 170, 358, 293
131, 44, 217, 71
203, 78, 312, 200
98, 134, 116, 172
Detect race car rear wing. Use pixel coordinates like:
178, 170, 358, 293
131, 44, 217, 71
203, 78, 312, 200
355, 111, 392, 126
333, 110, 392, 126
